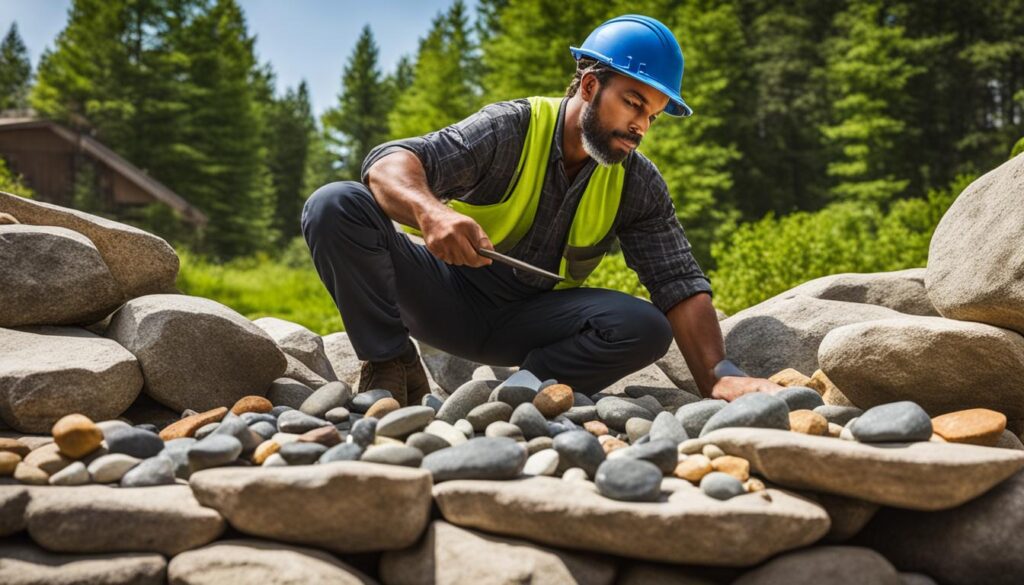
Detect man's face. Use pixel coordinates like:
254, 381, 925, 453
580, 73, 670, 166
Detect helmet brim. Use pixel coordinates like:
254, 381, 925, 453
571, 46, 693, 117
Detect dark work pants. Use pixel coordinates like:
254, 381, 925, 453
300, 181, 673, 396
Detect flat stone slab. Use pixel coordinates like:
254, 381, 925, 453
700, 428, 1024, 510
432, 476, 829, 566
25, 484, 224, 555
189, 461, 432, 553
168, 539, 375, 584
0, 485, 29, 536
0, 541, 165, 585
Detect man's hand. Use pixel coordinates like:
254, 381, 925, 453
711, 376, 783, 402
418, 206, 494, 268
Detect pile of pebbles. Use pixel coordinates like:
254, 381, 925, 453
0, 368, 1010, 505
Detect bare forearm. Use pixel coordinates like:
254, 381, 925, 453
365, 150, 449, 229
665, 292, 724, 398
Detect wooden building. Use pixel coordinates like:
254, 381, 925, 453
0, 116, 207, 226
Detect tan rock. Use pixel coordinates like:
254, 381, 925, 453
770, 368, 813, 388
703, 427, 1024, 510
159, 407, 229, 441
733, 546, 900, 585
298, 426, 341, 447
534, 384, 574, 418
230, 395, 274, 415
601, 437, 629, 455
584, 420, 609, 437
931, 408, 1007, 447
252, 440, 280, 465
673, 454, 713, 483
712, 455, 750, 482
828, 423, 844, 438
23, 442, 73, 475
380, 521, 616, 585
51, 414, 104, 459
0, 211, 18, 224
0, 542, 166, 585
190, 462, 432, 553
790, 410, 829, 436
14, 462, 48, 484
168, 539, 371, 585
366, 397, 401, 419
0, 451, 21, 475
702, 444, 725, 460
433, 476, 830, 566
744, 478, 766, 493
0, 437, 31, 458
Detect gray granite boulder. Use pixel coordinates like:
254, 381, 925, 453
254, 317, 337, 382
167, 539, 374, 584
779, 269, 938, 317
0, 542, 166, 585
0, 326, 142, 432
0, 225, 123, 327
0, 191, 179, 298
732, 546, 900, 585
105, 294, 286, 412
321, 332, 361, 386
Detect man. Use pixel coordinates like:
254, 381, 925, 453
302, 15, 780, 406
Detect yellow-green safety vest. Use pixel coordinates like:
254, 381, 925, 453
401, 96, 625, 289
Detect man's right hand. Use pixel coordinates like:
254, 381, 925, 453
418, 206, 494, 268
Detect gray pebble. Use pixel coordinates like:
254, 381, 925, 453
489, 385, 537, 408
614, 439, 677, 474
626, 417, 653, 442
596, 397, 655, 429
249, 421, 277, 441
300, 381, 353, 418
212, 415, 261, 452
572, 392, 595, 407
318, 442, 364, 463
510, 403, 549, 440
376, 406, 435, 438
104, 426, 164, 459
121, 456, 175, 487
49, 461, 90, 486
87, 453, 140, 483
700, 393, 790, 437
552, 430, 605, 477
648, 411, 688, 445
814, 405, 864, 427
595, 458, 663, 502
494, 370, 542, 393
325, 407, 350, 424
485, 421, 524, 440
277, 410, 332, 434
278, 442, 328, 465
350, 417, 378, 448
241, 412, 277, 426
562, 406, 598, 425
270, 405, 293, 417
160, 437, 196, 479
194, 422, 220, 441
422, 393, 445, 413
777, 386, 825, 411
851, 401, 933, 443
350, 389, 393, 413
188, 434, 243, 472
436, 379, 498, 424
266, 378, 314, 409
405, 432, 450, 456
134, 423, 159, 434
675, 400, 727, 438
454, 418, 475, 438
422, 437, 527, 482
700, 471, 745, 500
526, 436, 554, 455
361, 444, 423, 467
467, 402, 514, 432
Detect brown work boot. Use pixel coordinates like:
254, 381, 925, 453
357, 340, 431, 407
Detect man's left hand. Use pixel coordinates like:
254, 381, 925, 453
710, 376, 783, 402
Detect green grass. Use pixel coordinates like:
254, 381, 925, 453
176, 248, 345, 335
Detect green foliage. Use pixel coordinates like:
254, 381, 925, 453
0, 22, 32, 110
322, 26, 392, 180
0, 157, 33, 198
1012, 137, 1024, 160
265, 81, 315, 242
389, 0, 483, 139
708, 173, 970, 314
176, 244, 344, 335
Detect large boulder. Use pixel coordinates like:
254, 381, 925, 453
253, 317, 336, 382
818, 315, 1024, 418
926, 154, 1024, 335
699, 428, 1024, 510
658, 296, 903, 388
105, 294, 286, 412
0, 542, 166, 585
732, 546, 901, 585
167, 539, 375, 584
25, 484, 224, 555
0, 191, 179, 298
855, 470, 1024, 585
432, 476, 829, 566
419, 342, 482, 395
0, 225, 123, 327
778, 269, 937, 317
380, 521, 617, 585
189, 462, 432, 553
322, 332, 361, 386
0, 326, 142, 432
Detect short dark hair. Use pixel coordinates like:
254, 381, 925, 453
565, 57, 616, 98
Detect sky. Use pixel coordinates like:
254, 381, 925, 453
0, 0, 472, 116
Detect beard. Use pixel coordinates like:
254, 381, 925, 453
580, 88, 643, 166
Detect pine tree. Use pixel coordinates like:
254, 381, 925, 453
821, 0, 943, 204
389, 0, 483, 139
0, 23, 32, 111
322, 25, 391, 180
266, 81, 315, 242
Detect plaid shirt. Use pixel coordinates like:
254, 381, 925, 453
361, 97, 712, 313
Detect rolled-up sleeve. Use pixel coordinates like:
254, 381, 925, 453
617, 168, 712, 313
361, 100, 528, 202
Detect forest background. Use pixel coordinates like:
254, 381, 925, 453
2, 0, 1023, 334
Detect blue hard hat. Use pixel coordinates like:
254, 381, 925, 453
570, 15, 693, 117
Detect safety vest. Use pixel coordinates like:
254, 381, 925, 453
401, 96, 625, 289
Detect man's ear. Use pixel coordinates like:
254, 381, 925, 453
580, 72, 600, 103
